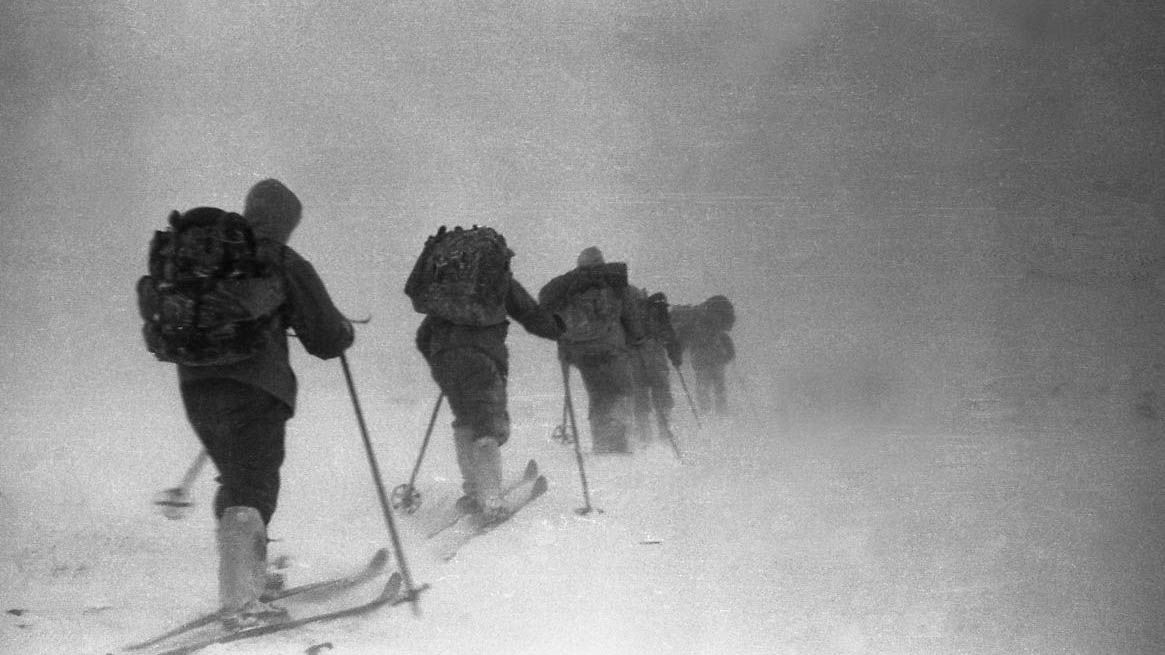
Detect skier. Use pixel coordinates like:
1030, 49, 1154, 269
406, 226, 559, 521
539, 247, 644, 454
629, 289, 683, 444
674, 295, 735, 416
151, 179, 355, 629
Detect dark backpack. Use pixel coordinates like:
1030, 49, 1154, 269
669, 303, 697, 335
405, 225, 513, 326
136, 207, 285, 366
702, 295, 735, 331
558, 286, 623, 344
552, 263, 628, 349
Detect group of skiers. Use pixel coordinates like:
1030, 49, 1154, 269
136, 179, 736, 630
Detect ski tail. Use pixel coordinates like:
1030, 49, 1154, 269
124, 548, 390, 651
425, 459, 538, 538
436, 475, 549, 562
149, 573, 404, 655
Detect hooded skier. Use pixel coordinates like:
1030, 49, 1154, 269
629, 289, 683, 443
673, 294, 735, 416
170, 179, 354, 629
407, 226, 559, 520
539, 247, 644, 453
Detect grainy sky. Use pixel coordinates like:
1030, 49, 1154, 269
2, 1, 1162, 425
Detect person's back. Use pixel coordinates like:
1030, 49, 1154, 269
163, 179, 353, 629
539, 247, 641, 453
176, 180, 353, 408
628, 289, 681, 443
682, 295, 735, 416
645, 291, 682, 368
687, 322, 734, 370
409, 225, 557, 518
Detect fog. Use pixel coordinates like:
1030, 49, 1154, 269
2, 2, 1164, 652
4, 1, 1163, 405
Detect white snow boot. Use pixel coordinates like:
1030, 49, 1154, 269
454, 429, 509, 521
217, 506, 287, 630
471, 437, 509, 522
453, 427, 482, 514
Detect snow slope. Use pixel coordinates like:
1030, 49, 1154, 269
4, 227, 1165, 654
3, 2, 1164, 654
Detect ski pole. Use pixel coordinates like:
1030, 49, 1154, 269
673, 365, 703, 429
154, 450, 209, 520
562, 359, 599, 515
657, 410, 684, 462
340, 353, 427, 615
391, 392, 444, 514
549, 390, 572, 444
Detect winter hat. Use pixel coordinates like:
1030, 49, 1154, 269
576, 246, 605, 267
243, 179, 302, 245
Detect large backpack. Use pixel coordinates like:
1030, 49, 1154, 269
669, 303, 698, 337
702, 295, 735, 331
405, 225, 513, 326
558, 286, 623, 344
136, 207, 285, 366
553, 263, 628, 349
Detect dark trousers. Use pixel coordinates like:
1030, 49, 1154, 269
181, 378, 291, 524
428, 347, 511, 444
632, 340, 675, 432
563, 346, 634, 452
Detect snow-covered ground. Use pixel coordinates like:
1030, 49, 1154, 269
4, 223, 1165, 654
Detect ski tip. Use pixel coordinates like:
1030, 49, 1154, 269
523, 458, 538, 479
531, 475, 549, 496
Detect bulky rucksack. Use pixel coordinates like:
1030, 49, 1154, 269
136, 207, 285, 366
558, 286, 623, 344
702, 295, 735, 331
405, 225, 514, 326
668, 303, 697, 335
553, 263, 628, 349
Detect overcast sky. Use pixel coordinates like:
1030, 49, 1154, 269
2, 1, 1162, 429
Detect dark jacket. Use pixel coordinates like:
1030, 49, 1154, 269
675, 319, 735, 369
415, 278, 558, 378
690, 331, 735, 369
641, 291, 682, 367
178, 180, 353, 412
